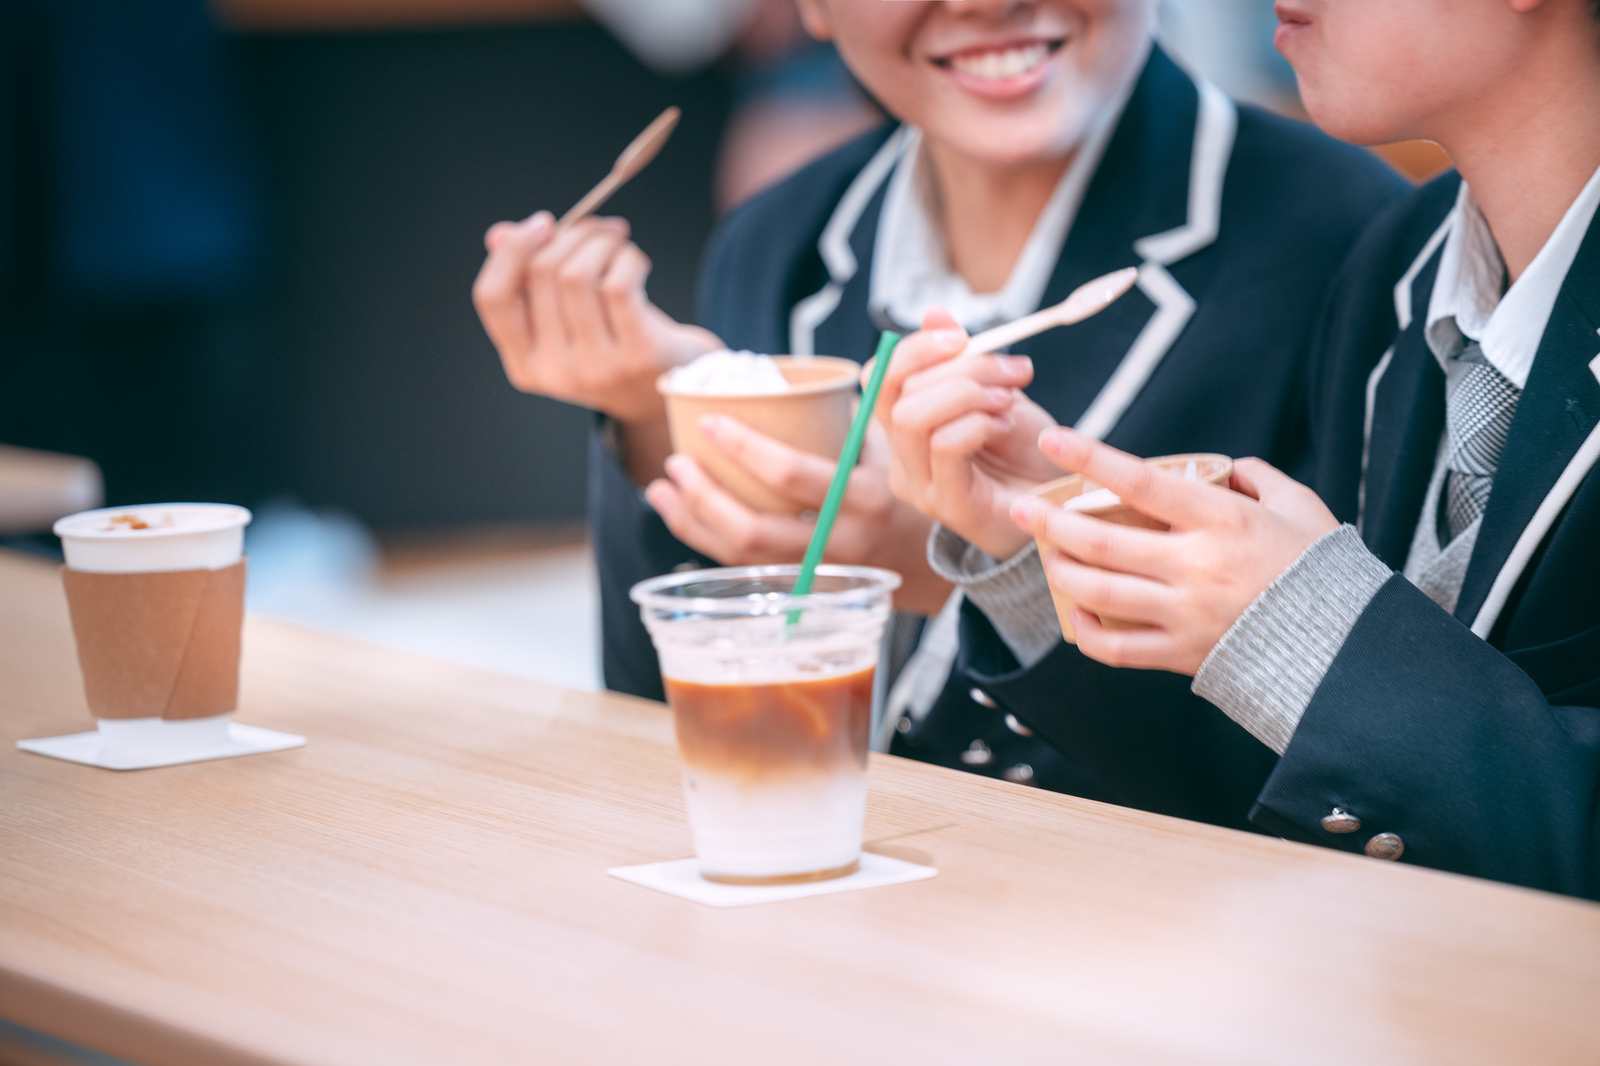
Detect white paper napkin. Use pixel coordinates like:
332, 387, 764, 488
18, 721, 305, 770
609, 852, 937, 907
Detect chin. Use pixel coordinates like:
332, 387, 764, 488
942, 110, 1098, 167
1300, 92, 1408, 149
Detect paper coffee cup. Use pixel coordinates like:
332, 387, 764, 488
658, 356, 860, 515
53, 504, 252, 752
1027, 454, 1232, 643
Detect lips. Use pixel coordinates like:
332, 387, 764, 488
930, 38, 1065, 100
941, 41, 1056, 81
1273, 1, 1311, 27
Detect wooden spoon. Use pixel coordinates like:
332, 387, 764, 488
556, 106, 681, 232
961, 265, 1141, 356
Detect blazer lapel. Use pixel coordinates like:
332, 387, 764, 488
1457, 217, 1600, 635
810, 180, 892, 364
1024, 47, 1236, 441
1361, 256, 1447, 569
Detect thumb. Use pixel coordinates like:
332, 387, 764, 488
921, 306, 961, 332
1229, 457, 1298, 503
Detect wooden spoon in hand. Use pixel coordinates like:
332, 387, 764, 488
556, 106, 681, 232
961, 266, 1140, 356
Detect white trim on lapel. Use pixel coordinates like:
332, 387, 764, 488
1356, 216, 1452, 530
1074, 82, 1235, 441
1356, 345, 1395, 534
1469, 350, 1600, 638
788, 127, 914, 357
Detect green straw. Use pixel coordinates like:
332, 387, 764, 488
787, 330, 901, 627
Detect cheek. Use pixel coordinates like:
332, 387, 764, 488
1288, 4, 1483, 145
1288, 20, 1416, 142
825, 5, 925, 115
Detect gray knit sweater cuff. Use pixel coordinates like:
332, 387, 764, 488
926, 525, 1061, 669
1192, 524, 1392, 755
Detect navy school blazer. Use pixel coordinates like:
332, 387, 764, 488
590, 48, 1405, 828
1228, 174, 1600, 898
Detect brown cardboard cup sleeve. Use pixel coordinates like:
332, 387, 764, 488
61, 560, 247, 720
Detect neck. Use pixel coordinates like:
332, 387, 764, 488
1439, 27, 1600, 283
922, 139, 1072, 295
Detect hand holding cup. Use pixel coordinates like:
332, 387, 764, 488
647, 416, 951, 616
1009, 427, 1339, 676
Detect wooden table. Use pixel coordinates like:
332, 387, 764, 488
2, 549, 1598, 1066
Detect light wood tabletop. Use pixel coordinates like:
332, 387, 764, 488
1, 548, 1598, 1066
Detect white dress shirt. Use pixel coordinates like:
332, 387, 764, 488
1424, 165, 1600, 385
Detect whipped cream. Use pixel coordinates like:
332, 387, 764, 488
668, 350, 789, 396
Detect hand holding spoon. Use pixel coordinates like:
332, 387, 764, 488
556, 106, 681, 232
858, 266, 1141, 386
961, 265, 1140, 356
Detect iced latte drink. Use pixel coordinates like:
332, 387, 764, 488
632, 565, 898, 884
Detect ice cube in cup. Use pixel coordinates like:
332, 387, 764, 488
631, 564, 900, 884
657, 352, 861, 515
1027, 454, 1232, 643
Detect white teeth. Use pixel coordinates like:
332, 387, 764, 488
949, 43, 1049, 81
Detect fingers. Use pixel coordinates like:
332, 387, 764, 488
899, 351, 1033, 398
649, 455, 810, 563
1010, 498, 1181, 582
1037, 548, 1176, 628
484, 220, 517, 252
528, 216, 627, 353
1037, 427, 1226, 531
1230, 457, 1299, 504
1068, 609, 1185, 671
559, 223, 633, 356
873, 314, 968, 427
894, 374, 1015, 432
599, 242, 655, 354
472, 211, 554, 359
699, 415, 836, 508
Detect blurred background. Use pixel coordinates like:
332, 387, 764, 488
0, 0, 1447, 691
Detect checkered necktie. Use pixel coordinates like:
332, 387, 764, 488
1442, 341, 1520, 543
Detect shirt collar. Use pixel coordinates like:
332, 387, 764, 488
868, 80, 1130, 336
1425, 162, 1600, 388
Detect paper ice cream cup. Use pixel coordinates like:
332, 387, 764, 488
658, 356, 860, 515
1028, 454, 1232, 643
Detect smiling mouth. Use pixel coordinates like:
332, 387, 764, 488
933, 40, 1065, 82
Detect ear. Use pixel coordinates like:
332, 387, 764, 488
794, 0, 835, 41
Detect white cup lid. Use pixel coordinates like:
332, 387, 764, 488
54, 503, 252, 542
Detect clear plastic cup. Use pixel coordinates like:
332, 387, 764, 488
631, 565, 900, 884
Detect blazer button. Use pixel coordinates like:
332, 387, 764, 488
1321, 807, 1361, 834
1003, 713, 1034, 737
895, 715, 913, 735
1364, 833, 1405, 861
959, 740, 993, 767
968, 687, 997, 709
1002, 763, 1035, 785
